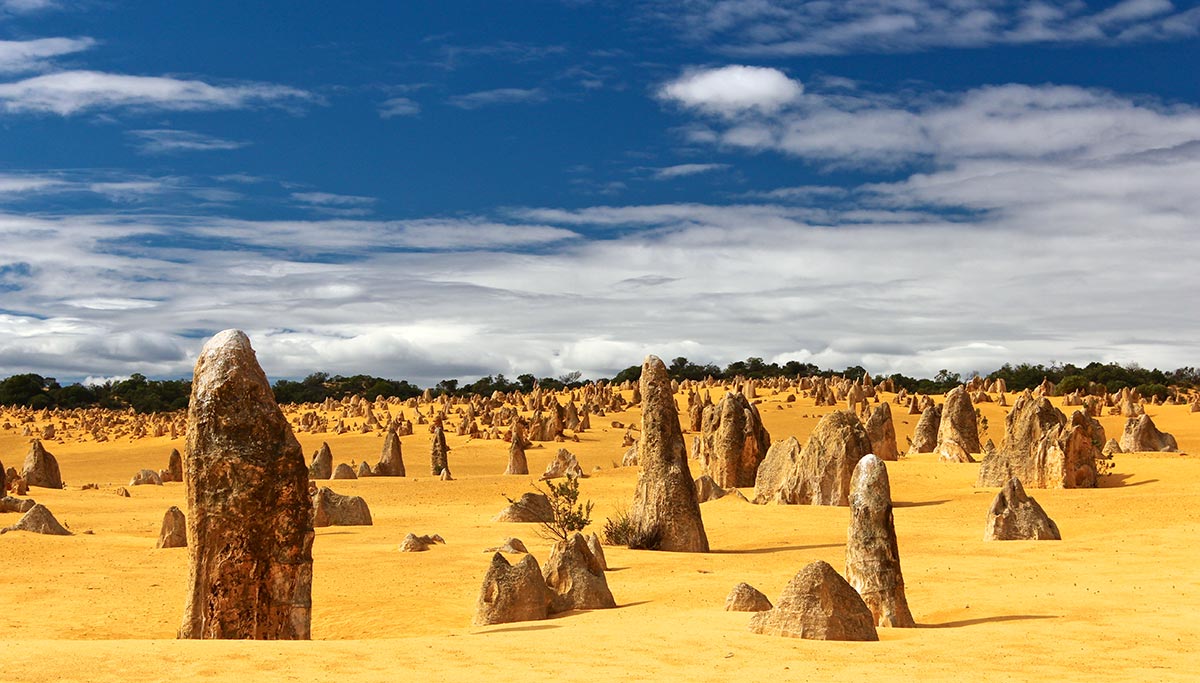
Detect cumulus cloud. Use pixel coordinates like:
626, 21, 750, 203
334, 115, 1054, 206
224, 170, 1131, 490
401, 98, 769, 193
0, 70, 314, 115
653, 0, 1200, 55
659, 65, 802, 116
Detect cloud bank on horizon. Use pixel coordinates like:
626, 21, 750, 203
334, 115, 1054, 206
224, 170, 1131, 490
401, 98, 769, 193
0, 1, 1197, 386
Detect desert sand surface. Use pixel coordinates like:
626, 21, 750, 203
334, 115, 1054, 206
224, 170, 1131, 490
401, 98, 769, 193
2, 387, 1198, 682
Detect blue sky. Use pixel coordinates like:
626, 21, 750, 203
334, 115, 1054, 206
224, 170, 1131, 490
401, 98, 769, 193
1, 0, 1198, 385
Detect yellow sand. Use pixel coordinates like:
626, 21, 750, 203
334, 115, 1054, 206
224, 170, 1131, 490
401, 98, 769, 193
2, 390, 1198, 682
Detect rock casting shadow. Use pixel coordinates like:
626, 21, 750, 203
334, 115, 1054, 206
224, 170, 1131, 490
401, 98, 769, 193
923, 614, 1058, 628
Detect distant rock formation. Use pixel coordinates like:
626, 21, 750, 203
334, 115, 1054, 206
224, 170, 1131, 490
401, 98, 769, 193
1119, 414, 1178, 453
697, 391, 771, 488
935, 387, 980, 462
863, 402, 899, 461
374, 429, 406, 476
907, 404, 941, 455
976, 392, 1105, 488
308, 442, 333, 480
157, 506, 187, 548
755, 411, 872, 506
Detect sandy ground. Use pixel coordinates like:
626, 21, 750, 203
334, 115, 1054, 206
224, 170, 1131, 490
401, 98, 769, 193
1, 389, 1198, 682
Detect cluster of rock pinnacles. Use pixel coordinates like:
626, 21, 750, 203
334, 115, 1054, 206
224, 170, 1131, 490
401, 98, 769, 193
0, 330, 1185, 643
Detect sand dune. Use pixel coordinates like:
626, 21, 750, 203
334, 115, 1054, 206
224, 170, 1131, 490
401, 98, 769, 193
2, 387, 1198, 682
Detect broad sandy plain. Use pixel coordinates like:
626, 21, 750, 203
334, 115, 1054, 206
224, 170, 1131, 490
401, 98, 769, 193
2, 387, 1198, 682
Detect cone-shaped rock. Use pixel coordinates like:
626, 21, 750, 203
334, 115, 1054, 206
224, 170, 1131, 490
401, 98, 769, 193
21, 440, 62, 489
0, 495, 35, 514
983, 478, 1061, 540
374, 429, 405, 476
908, 404, 941, 455
493, 492, 553, 523
430, 426, 450, 476
725, 582, 772, 612
845, 455, 915, 628
331, 463, 356, 479
585, 531, 608, 571
542, 532, 616, 613
312, 486, 372, 527
748, 560, 879, 641
628, 355, 708, 552
0, 502, 71, 535
1119, 414, 1178, 453
542, 448, 584, 480
179, 329, 313, 640
757, 411, 872, 506
693, 474, 727, 503
863, 402, 900, 461
308, 442, 333, 480
698, 391, 771, 488
157, 506, 187, 548
163, 449, 183, 482
935, 387, 981, 461
473, 553, 552, 626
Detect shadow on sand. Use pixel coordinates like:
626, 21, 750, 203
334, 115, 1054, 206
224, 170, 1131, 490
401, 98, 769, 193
1099, 473, 1159, 488
894, 499, 950, 508
922, 614, 1058, 628
472, 624, 561, 635
711, 543, 842, 555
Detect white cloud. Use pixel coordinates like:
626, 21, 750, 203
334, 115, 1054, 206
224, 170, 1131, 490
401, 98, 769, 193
0, 0, 59, 15
655, 0, 1200, 55
127, 129, 248, 154
291, 191, 377, 207
0, 70, 314, 115
0, 37, 94, 74
446, 87, 547, 109
379, 96, 420, 118
659, 65, 802, 116
651, 163, 729, 179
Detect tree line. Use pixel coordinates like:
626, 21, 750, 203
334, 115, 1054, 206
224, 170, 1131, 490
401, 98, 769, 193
0, 359, 1194, 414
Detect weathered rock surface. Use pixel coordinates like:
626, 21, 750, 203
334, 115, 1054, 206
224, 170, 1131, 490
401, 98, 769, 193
374, 429, 406, 476
725, 582, 772, 612
430, 426, 450, 476
21, 440, 62, 489
130, 468, 163, 486
629, 355, 709, 552
907, 404, 942, 455
863, 402, 900, 461
308, 442, 333, 480
755, 411, 872, 506
542, 448, 584, 480
693, 474, 727, 503
845, 455, 915, 628
399, 532, 445, 552
935, 387, 981, 462
331, 463, 357, 480
312, 487, 372, 527
167, 448, 184, 483
1119, 414, 1179, 453
484, 537, 529, 554
504, 421, 530, 475
179, 329, 313, 640
976, 393, 1104, 488
748, 561, 879, 641
157, 506, 187, 548
543, 532, 616, 613
1, 503, 71, 536
698, 391, 771, 488
493, 492, 553, 523
473, 553, 551, 626
983, 477, 1061, 541
0, 495, 36, 514
585, 532, 608, 571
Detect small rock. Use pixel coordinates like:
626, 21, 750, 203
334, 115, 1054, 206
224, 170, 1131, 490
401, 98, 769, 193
725, 582, 772, 612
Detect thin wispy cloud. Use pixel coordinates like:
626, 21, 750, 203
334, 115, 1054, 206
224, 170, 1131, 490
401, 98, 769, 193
0, 37, 94, 74
379, 96, 420, 118
650, 163, 729, 180
0, 70, 315, 115
447, 87, 547, 109
127, 129, 249, 154
655, 0, 1200, 55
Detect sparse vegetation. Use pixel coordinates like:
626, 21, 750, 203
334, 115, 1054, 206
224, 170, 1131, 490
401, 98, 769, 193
508, 476, 593, 542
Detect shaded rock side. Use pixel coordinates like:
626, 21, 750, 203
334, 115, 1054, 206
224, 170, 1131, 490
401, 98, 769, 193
542, 532, 616, 613
308, 442, 333, 480
845, 455, 915, 628
693, 474, 727, 503
0, 503, 71, 536
473, 553, 552, 626
542, 448, 584, 480
430, 426, 450, 476
907, 404, 941, 455
179, 329, 314, 640
977, 393, 1102, 489
331, 463, 357, 480
0, 495, 36, 514
863, 402, 900, 461
629, 355, 709, 552
312, 487, 373, 527
157, 506, 187, 548
21, 440, 62, 489
698, 391, 771, 488
983, 478, 1061, 541
757, 411, 872, 506
725, 582, 772, 612
748, 560, 879, 641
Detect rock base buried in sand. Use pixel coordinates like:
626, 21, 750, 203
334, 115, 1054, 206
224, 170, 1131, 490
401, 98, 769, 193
474, 552, 551, 626
1, 503, 71, 536
749, 561, 878, 641
984, 478, 1061, 541
725, 582, 772, 612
